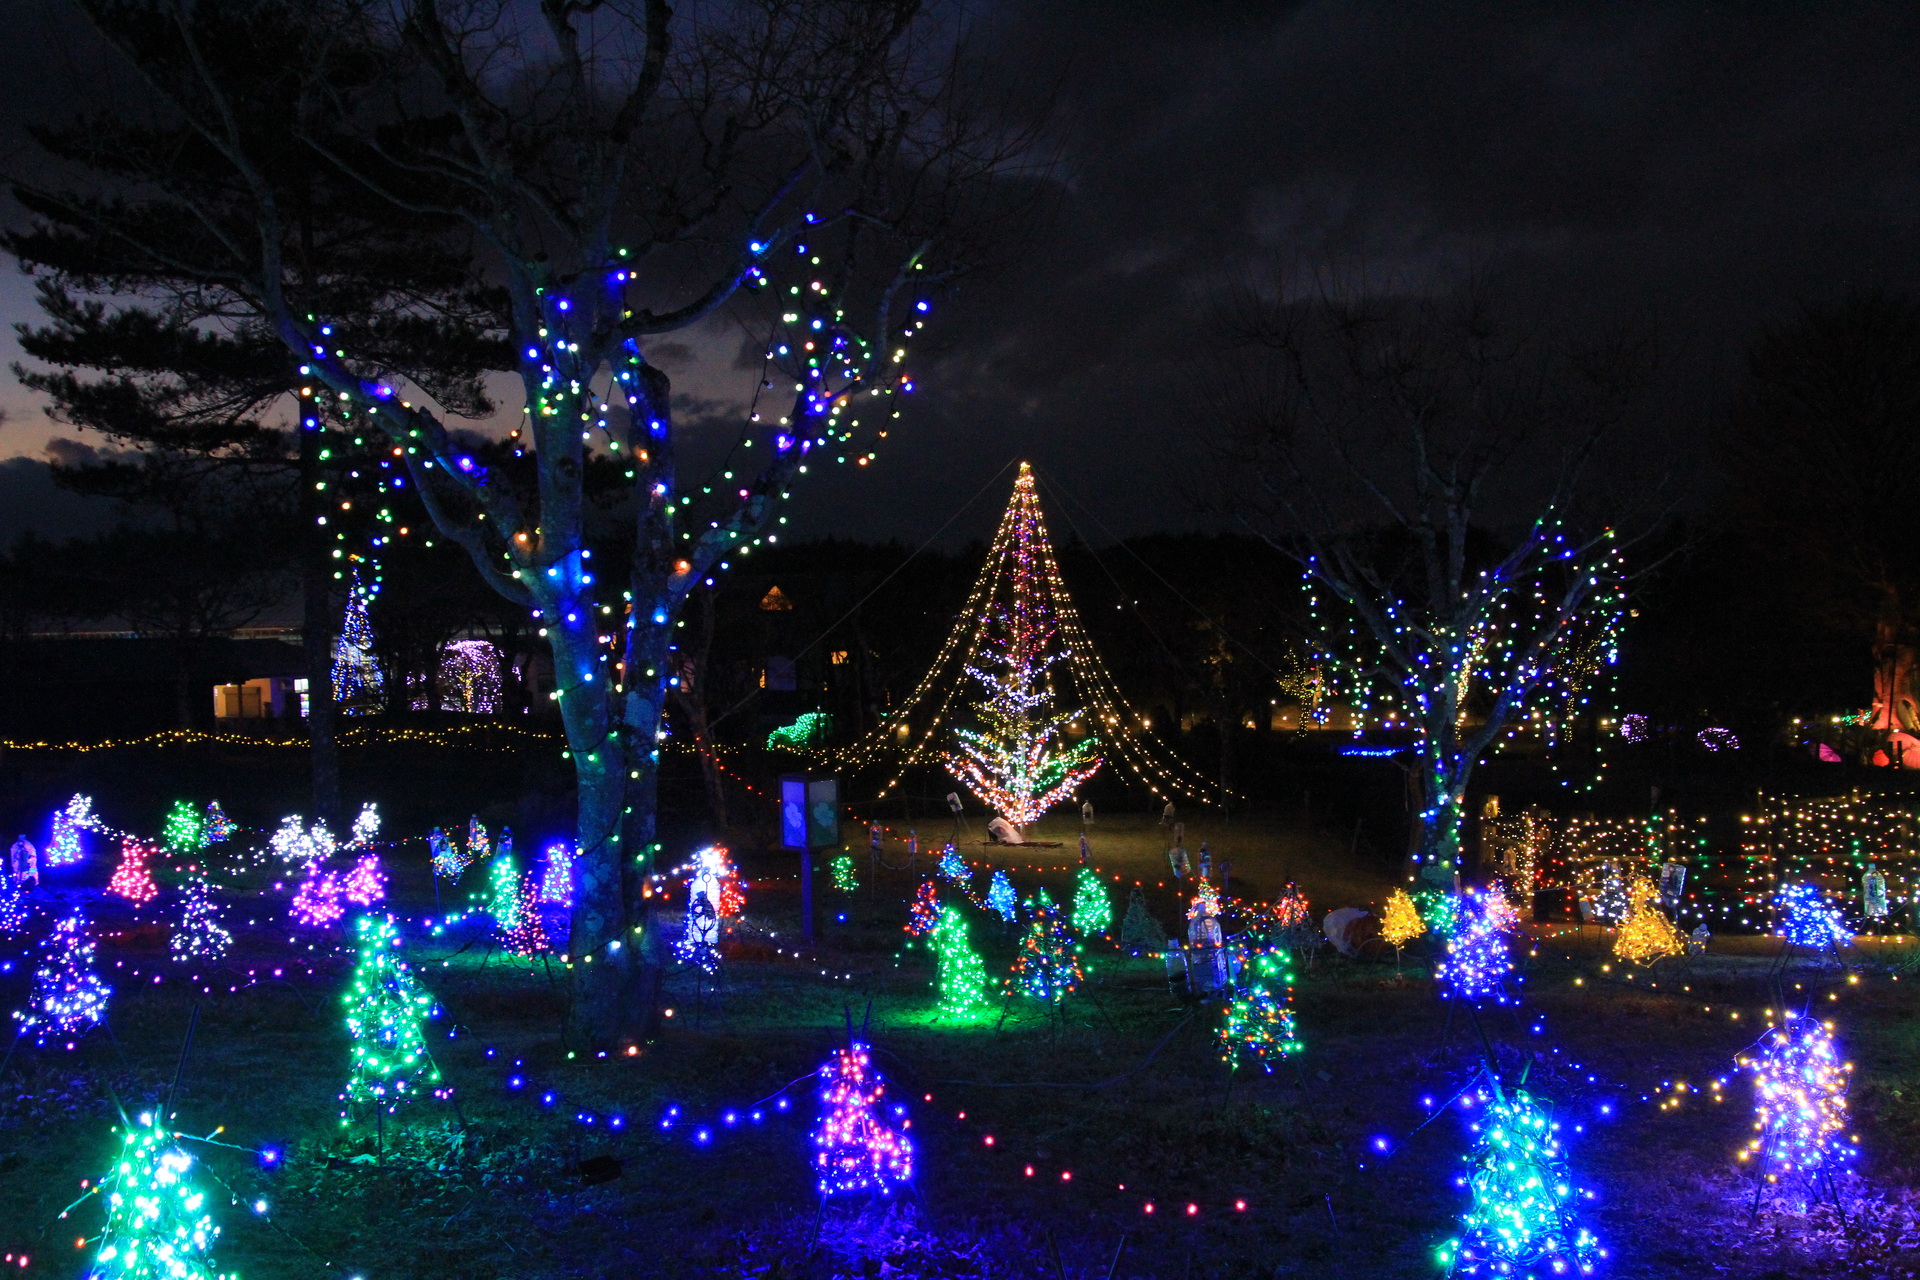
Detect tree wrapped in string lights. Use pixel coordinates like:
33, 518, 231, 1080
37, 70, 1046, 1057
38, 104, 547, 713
341, 914, 441, 1119
292, 865, 344, 928
985, 869, 1019, 924
931, 904, 988, 1016
1010, 889, 1082, 1004
831, 852, 858, 893
1436, 1081, 1605, 1278
161, 800, 206, 856
331, 567, 384, 716
501, 874, 552, 957
906, 880, 940, 936
1218, 944, 1301, 1071
0, 871, 25, 934
341, 854, 388, 908
89, 1110, 236, 1280
938, 844, 968, 884
1213, 286, 1638, 887
47, 794, 92, 867
813, 1039, 914, 1198
1071, 865, 1112, 936
1776, 883, 1852, 952
170, 876, 232, 962
853, 463, 1213, 819
1737, 1013, 1855, 1195
489, 848, 523, 935
1380, 888, 1427, 955
1435, 891, 1514, 1005
17, 912, 110, 1045
203, 800, 234, 844
106, 841, 158, 906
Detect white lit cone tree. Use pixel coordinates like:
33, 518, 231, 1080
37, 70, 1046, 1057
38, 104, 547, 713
51, 3, 1028, 1041
1212, 281, 1645, 887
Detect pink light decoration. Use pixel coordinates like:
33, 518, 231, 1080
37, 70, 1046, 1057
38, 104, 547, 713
293, 867, 345, 927
342, 854, 387, 907
812, 1040, 914, 1197
106, 841, 158, 906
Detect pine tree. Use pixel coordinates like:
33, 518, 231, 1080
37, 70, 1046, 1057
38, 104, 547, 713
1010, 890, 1083, 1004
1218, 946, 1302, 1071
17, 912, 110, 1045
931, 905, 988, 1017
107, 841, 159, 906
1436, 1084, 1603, 1278
946, 467, 1102, 825
906, 881, 940, 936
938, 844, 969, 884
170, 876, 233, 962
1071, 865, 1112, 936
341, 914, 441, 1118
1119, 886, 1168, 956
812, 1039, 915, 1198
89, 1110, 237, 1280
986, 870, 1019, 924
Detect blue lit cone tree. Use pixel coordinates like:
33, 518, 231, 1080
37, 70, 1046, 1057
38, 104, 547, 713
813, 1038, 914, 1200
89, 1110, 237, 1280
1008, 890, 1083, 1029
49, 4, 1021, 1045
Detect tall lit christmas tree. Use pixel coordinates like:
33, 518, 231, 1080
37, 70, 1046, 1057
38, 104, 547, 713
931, 904, 988, 1016
47, 793, 94, 866
986, 869, 1018, 924
341, 914, 441, 1119
331, 566, 384, 715
1218, 944, 1301, 1071
1436, 1081, 1604, 1278
89, 1110, 236, 1280
17, 912, 110, 1045
852, 463, 1212, 817
161, 800, 206, 855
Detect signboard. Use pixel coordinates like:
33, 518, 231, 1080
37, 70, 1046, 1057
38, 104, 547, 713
780, 774, 839, 849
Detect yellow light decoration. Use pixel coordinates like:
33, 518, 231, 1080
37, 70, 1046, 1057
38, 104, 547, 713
1613, 877, 1684, 965
1379, 888, 1427, 949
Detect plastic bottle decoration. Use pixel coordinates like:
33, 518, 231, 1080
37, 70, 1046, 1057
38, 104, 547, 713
1119, 886, 1168, 956
676, 893, 721, 973
906, 881, 940, 936
89, 1110, 235, 1280
340, 914, 441, 1119
1071, 865, 1112, 935
430, 828, 470, 879
1436, 1083, 1604, 1278
1687, 923, 1711, 955
1011, 890, 1083, 1004
16, 911, 110, 1045
1185, 880, 1230, 994
170, 875, 232, 962
1657, 860, 1688, 914
986, 869, 1018, 923
931, 904, 988, 1016
812, 1038, 914, 1198
1863, 864, 1889, 923
106, 840, 159, 906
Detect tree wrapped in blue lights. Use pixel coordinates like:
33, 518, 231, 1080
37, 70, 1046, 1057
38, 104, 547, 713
331, 567, 384, 716
1737, 1013, 1855, 1194
1435, 891, 1514, 1005
341, 914, 441, 1119
937, 844, 968, 885
931, 904, 988, 1017
47, 793, 94, 866
1436, 1081, 1605, 1279
1010, 890, 1082, 1004
1775, 883, 1852, 952
0, 870, 25, 934
813, 1039, 914, 1198
1071, 865, 1112, 936
89, 1110, 235, 1280
986, 869, 1018, 924
17, 911, 110, 1045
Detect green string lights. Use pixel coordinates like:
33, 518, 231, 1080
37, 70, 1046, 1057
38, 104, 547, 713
340, 915, 442, 1122
930, 904, 988, 1017
89, 1111, 237, 1280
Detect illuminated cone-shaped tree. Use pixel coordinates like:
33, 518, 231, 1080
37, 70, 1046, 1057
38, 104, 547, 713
1436, 1082, 1604, 1278
341, 854, 387, 908
931, 904, 988, 1016
170, 876, 232, 962
331, 567, 384, 716
488, 848, 523, 934
906, 881, 940, 936
161, 800, 206, 855
1379, 888, 1427, 961
501, 873, 552, 957
986, 869, 1018, 924
1737, 1013, 1854, 1192
0, 870, 25, 934
938, 844, 968, 884
1435, 892, 1513, 1006
1072, 865, 1112, 936
944, 469, 1102, 826
1218, 944, 1301, 1071
202, 800, 233, 843
812, 1039, 914, 1198
1010, 890, 1083, 1004
341, 914, 441, 1119
47, 793, 94, 867
90, 1110, 235, 1280
1119, 886, 1168, 956
17, 911, 110, 1045
106, 841, 158, 906
539, 842, 577, 906
831, 852, 859, 892
292, 865, 344, 928
1614, 877, 1684, 966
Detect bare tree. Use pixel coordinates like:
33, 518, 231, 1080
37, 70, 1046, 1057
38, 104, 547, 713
1208, 277, 1650, 887
36, 0, 1027, 1041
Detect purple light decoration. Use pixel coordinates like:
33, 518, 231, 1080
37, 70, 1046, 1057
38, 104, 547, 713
812, 1040, 913, 1197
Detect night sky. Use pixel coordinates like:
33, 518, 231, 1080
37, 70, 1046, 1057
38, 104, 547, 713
3, 1, 1919, 548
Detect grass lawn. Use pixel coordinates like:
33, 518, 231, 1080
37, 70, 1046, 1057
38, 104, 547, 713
4, 809, 1920, 1278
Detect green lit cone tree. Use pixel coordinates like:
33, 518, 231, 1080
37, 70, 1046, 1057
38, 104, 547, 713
931, 904, 988, 1017
90, 1109, 237, 1280
340, 914, 441, 1121
1071, 865, 1112, 936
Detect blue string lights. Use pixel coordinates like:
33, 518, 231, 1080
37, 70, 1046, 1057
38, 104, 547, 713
1436, 1083, 1605, 1279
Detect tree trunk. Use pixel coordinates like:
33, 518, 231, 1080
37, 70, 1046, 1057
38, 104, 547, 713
1411, 752, 1469, 888
301, 423, 340, 826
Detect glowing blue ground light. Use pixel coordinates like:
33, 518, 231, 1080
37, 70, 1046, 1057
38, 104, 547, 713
1437, 1086, 1604, 1278
1434, 891, 1515, 1006
813, 1041, 913, 1197
1774, 884, 1852, 950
